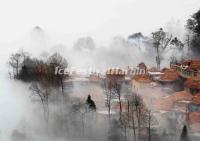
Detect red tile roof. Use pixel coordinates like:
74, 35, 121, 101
153, 91, 193, 111
159, 69, 179, 81
181, 59, 200, 70
173, 91, 193, 101
184, 79, 200, 89
132, 75, 152, 83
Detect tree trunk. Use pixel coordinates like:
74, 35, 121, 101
119, 96, 122, 120
132, 107, 136, 141
148, 111, 151, 141
156, 45, 160, 70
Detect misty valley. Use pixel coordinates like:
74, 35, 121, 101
1, 1, 200, 141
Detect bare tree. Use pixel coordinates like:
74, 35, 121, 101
147, 110, 152, 141
18, 49, 30, 66
152, 28, 183, 69
108, 119, 124, 141
9, 53, 22, 78
70, 100, 88, 136
103, 79, 115, 118
47, 52, 68, 95
119, 92, 145, 141
128, 32, 144, 50
130, 93, 147, 141
106, 82, 112, 118
113, 83, 122, 119
29, 82, 50, 122
142, 109, 159, 141
120, 113, 129, 141
129, 94, 137, 141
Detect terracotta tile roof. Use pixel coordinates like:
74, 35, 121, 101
182, 59, 200, 71
132, 75, 152, 83
188, 65, 200, 70
153, 91, 193, 111
159, 69, 179, 81
172, 91, 193, 101
184, 79, 200, 89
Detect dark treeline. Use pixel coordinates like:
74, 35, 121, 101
9, 51, 67, 90
186, 9, 200, 57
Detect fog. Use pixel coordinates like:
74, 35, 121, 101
0, 22, 190, 140
0, 0, 199, 139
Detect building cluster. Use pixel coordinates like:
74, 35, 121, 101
103, 60, 200, 133
64, 59, 200, 133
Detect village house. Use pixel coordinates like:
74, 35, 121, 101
169, 59, 200, 95
152, 59, 200, 132
158, 68, 183, 91
171, 59, 200, 81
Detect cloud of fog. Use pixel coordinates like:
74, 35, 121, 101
0, 25, 190, 141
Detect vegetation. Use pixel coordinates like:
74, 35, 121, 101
186, 9, 200, 55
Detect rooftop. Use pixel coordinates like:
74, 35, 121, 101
184, 79, 200, 89
132, 75, 152, 83
159, 68, 179, 82
182, 59, 200, 70
153, 91, 193, 111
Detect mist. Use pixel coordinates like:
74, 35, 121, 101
0, 26, 185, 141
0, 1, 199, 139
